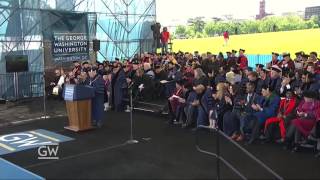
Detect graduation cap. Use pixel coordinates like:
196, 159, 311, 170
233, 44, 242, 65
176, 79, 186, 86
295, 51, 304, 56
239, 49, 245, 52
82, 61, 89, 65
155, 63, 161, 69
272, 52, 279, 56
271, 65, 282, 73
255, 64, 264, 69
232, 50, 237, 53
310, 52, 318, 57
90, 67, 98, 71
302, 54, 310, 58
303, 90, 318, 99
282, 53, 290, 58
131, 58, 140, 65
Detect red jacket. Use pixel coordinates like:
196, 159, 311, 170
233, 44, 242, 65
278, 97, 297, 116
223, 31, 229, 39
161, 31, 170, 43
169, 88, 183, 113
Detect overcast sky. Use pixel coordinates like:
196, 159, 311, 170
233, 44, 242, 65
156, 0, 320, 25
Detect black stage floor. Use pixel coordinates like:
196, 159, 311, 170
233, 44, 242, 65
1, 111, 320, 179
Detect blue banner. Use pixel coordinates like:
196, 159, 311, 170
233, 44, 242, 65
41, 10, 89, 62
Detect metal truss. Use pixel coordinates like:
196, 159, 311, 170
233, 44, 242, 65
0, 0, 156, 73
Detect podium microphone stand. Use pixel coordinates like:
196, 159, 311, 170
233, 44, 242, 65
127, 84, 139, 144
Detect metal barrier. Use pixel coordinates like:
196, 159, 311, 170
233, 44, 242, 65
195, 125, 284, 180
0, 72, 44, 100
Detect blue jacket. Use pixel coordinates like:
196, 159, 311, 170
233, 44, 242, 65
254, 93, 280, 124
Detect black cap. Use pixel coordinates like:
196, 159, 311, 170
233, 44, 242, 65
82, 61, 89, 65
131, 58, 140, 65
272, 52, 279, 56
303, 90, 318, 99
115, 58, 120, 61
282, 53, 290, 58
155, 64, 161, 69
295, 51, 304, 56
256, 64, 264, 68
176, 79, 186, 86
90, 67, 98, 71
239, 49, 245, 52
302, 54, 310, 58
310, 52, 318, 57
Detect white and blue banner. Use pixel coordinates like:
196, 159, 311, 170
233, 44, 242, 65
0, 129, 73, 155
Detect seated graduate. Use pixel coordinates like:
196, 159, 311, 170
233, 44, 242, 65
88, 68, 106, 128
313, 107, 320, 158
165, 62, 182, 97
183, 68, 208, 128
195, 83, 213, 128
143, 62, 155, 79
244, 84, 280, 144
223, 82, 261, 140
264, 87, 299, 143
132, 68, 155, 101
268, 65, 282, 95
168, 79, 186, 125
285, 91, 320, 152
154, 64, 168, 98
279, 71, 300, 97
210, 83, 233, 129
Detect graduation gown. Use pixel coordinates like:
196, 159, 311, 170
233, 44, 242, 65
89, 75, 106, 125
197, 88, 213, 127
269, 77, 282, 95
264, 97, 298, 139
111, 69, 127, 112
291, 100, 320, 137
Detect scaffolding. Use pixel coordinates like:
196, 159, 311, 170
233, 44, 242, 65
0, 0, 156, 73
0, 0, 156, 99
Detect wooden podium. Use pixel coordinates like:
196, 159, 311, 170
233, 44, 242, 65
63, 84, 95, 132
65, 100, 93, 132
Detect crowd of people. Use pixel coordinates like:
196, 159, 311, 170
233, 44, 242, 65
49, 49, 320, 157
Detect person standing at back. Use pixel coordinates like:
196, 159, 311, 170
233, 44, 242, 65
223, 31, 229, 46
161, 27, 170, 54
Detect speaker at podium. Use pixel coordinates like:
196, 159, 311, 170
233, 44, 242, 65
63, 84, 95, 132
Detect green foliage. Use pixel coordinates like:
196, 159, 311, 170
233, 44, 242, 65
174, 15, 319, 39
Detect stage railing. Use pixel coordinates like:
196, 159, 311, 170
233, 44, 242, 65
195, 125, 284, 180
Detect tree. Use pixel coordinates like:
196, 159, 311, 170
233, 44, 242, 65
175, 14, 319, 39
175, 25, 187, 38
187, 17, 206, 34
